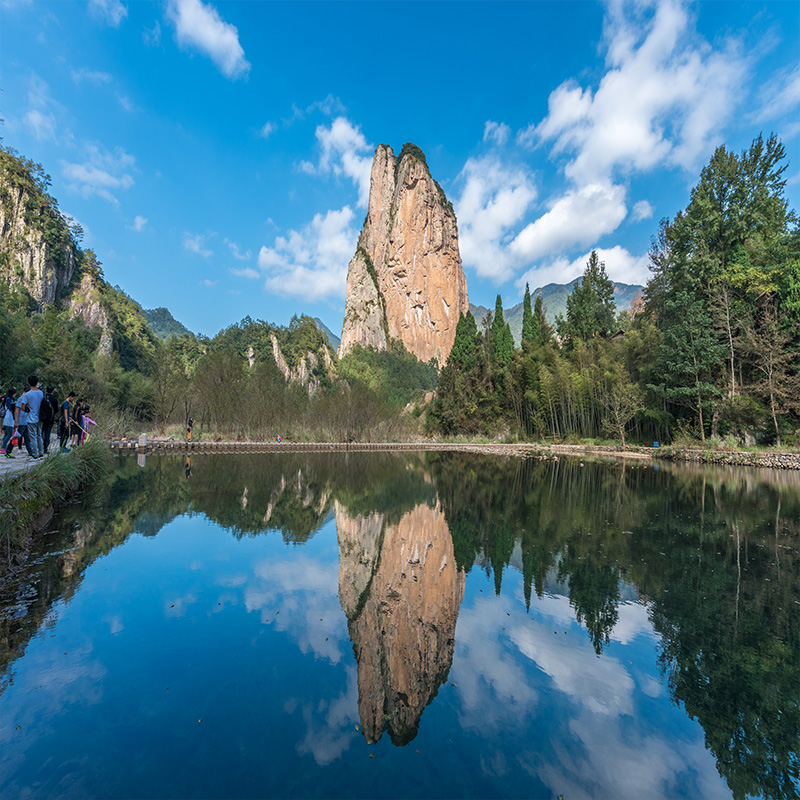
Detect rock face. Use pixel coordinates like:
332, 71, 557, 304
337, 500, 465, 745
269, 333, 334, 395
68, 273, 113, 355
0, 164, 77, 307
339, 144, 468, 365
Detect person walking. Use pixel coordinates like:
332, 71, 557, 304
70, 399, 85, 448
15, 383, 32, 457
60, 391, 75, 451
16, 376, 45, 459
3, 388, 16, 458
41, 385, 57, 453
187, 416, 194, 442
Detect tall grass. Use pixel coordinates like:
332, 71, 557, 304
0, 440, 111, 574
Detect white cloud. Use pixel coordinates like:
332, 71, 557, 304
224, 239, 251, 260
516, 245, 649, 292
483, 120, 511, 146
257, 206, 358, 301
526, 0, 749, 181
127, 215, 147, 232
23, 109, 57, 142
143, 20, 162, 47
166, 0, 250, 80
61, 145, 135, 203
510, 182, 627, 262
303, 117, 373, 208
753, 64, 800, 139
184, 232, 213, 258
231, 266, 259, 279
201, 278, 218, 287
70, 68, 113, 85
454, 156, 537, 281
631, 199, 653, 222
88, 0, 127, 27
259, 121, 275, 139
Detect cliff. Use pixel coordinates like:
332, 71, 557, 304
339, 143, 468, 365
337, 499, 465, 745
0, 147, 77, 307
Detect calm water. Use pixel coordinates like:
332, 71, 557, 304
1, 452, 798, 800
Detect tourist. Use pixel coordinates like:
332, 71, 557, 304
60, 391, 75, 451
70, 399, 84, 448
15, 383, 32, 457
187, 416, 194, 442
16, 376, 45, 459
3, 387, 16, 458
41, 385, 57, 454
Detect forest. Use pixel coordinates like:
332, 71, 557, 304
429, 134, 800, 447
0, 134, 798, 447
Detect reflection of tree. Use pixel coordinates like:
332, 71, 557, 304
337, 501, 465, 745
429, 452, 800, 799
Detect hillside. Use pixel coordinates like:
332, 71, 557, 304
144, 307, 194, 340
470, 279, 643, 345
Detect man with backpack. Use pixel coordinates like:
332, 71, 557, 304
15, 376, 45, 460
60, 391, 75, 452
40, 385, 57, 453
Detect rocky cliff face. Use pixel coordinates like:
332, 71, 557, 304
339, 144, 468, 365
0, 154, 77, 307
270, 332, 334, 395
337, 500, 465, 745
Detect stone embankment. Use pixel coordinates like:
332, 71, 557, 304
109, 438, 800, 470
655, 447, 800, 470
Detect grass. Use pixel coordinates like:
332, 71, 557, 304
0, 439, 111, 575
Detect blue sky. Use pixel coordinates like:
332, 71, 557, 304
2, 0, 798, 337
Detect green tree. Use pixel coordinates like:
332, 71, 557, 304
651, 291, 724, 441
521, 283, 538, 345
560, 251, 616, 345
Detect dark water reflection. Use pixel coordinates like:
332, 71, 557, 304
1, 452, 798, 799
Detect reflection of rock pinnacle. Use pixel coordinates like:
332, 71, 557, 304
336, 501, 465, 745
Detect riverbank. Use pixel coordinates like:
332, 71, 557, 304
0, 440, 111, 582
109, 437, 800, 469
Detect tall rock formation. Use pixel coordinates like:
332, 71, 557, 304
339, 144, 468, 365
337, 500, 465, 745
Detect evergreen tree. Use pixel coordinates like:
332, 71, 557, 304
449, 312, 478, 371
491, 295, 506, 367
561, 251, 616, 345
533, 296, 551, 344
521, 283, 538, 345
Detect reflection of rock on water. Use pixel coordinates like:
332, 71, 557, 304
337, 501, 465, 745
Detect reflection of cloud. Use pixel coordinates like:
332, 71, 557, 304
610, 600, 654, 645
451, 596, 539, 730
511, 622, 634, 716
294, 665, 359, 765
245, 556, 347, 664
165, 591, 197, 617
538, 705, 728, 800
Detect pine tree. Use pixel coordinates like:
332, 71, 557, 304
533, 296, 551, 344
562, 251, 616, 345
491, 295, 506, 367
521, 283, 538, 345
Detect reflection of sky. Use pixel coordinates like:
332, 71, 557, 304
2, 506, 731, 799
449, 568, 729, 799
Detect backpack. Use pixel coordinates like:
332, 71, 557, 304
40, 394, 54, 424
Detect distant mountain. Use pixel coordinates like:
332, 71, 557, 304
144, 307, 194, 339
314, 317, 341, 350
470, 280, 643, 346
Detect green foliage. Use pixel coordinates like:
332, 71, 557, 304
521, 283, 537, 345
560, 250, 616, 345
144, 307, 194, 340
0, 440, 111, 575
338, 340, 437, 407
